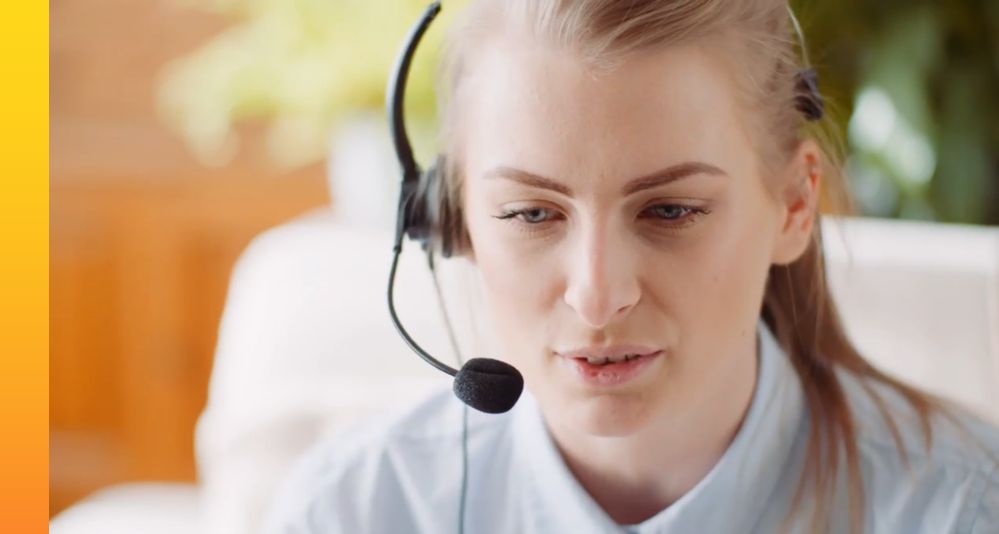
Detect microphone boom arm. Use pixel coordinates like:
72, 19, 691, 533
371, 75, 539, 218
387, 246, 459, 377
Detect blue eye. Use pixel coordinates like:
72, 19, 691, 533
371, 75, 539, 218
494, 207, 559, 224
639, 204, 710, 229
646, 205, 692, 220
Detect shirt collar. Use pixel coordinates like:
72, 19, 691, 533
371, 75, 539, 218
511, 320, 806, 533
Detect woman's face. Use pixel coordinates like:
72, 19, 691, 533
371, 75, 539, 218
458, 35, 808, 436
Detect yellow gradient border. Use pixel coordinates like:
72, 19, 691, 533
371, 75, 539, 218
0, 1, 49, 531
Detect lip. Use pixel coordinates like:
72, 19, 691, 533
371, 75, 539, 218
556, 344, 661, 361
554, 346, 663, 387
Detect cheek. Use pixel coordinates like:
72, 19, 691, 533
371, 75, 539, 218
464, 197, 560, 348
671, 190, 777, 348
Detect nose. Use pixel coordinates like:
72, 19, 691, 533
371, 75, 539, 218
562, 221, 641, 329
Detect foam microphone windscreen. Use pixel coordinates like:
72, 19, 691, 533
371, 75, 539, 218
453, 358, 524, 414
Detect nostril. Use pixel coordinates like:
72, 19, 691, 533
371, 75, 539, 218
564, 282, 640, 328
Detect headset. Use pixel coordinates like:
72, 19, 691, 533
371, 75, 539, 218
386, 2, 525, 417
384, 2, 823, 531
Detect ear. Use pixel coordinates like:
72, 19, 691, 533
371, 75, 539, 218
770, 139, 821, 266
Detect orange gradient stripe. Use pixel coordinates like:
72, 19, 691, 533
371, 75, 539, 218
0, 1, 49, 532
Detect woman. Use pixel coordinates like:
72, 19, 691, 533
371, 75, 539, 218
264, 1, 999, 532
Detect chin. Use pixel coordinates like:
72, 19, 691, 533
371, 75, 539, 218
560, 392, 658, 437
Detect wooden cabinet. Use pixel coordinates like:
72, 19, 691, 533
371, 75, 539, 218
51, 0, 331, 515
50, 168, 328, 515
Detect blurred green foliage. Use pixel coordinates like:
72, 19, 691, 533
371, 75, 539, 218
158, 0, 469, 168
159, 0, 998, 225
800, 0, 998, 224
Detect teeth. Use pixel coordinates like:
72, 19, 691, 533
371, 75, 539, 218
584, 354, 642, 365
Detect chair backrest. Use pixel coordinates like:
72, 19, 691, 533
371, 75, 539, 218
823, 216, 999, 421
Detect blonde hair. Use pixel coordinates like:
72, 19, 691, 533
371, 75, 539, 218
430, 1, 945, 531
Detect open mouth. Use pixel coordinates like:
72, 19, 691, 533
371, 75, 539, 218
560, 350, 663, 386
575, 352, 649, 365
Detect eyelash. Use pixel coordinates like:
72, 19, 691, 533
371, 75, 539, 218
493, 204, 710, 232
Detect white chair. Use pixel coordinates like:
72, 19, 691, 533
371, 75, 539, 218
50, 210, 999, 534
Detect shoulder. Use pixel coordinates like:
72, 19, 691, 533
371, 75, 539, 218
261, 386, 517, 534
837, 370, 999, 532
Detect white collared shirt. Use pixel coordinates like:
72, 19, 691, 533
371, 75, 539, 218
263, 321, 999, 533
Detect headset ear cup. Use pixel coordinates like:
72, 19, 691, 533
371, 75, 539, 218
424, 154, 451, 258
433, 154, 468, 258
412, 154, 464, 258
408, 154, 446, 256
405, 164, 436, 253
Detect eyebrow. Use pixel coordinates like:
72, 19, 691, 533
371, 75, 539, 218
484, 161, 727, 197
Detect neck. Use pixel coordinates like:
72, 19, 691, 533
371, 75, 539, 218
545, 336, 759, 525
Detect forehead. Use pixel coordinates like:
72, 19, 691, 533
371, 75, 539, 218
457, 34, 756, 186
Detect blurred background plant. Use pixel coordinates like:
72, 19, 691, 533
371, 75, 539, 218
806, 0, 999, 224
158, 0, 999, 225
158, 0, 469, 170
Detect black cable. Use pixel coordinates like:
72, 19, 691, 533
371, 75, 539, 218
427, 255, 470, 534
458, 401, 469, 534
428, 253, 464, 368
